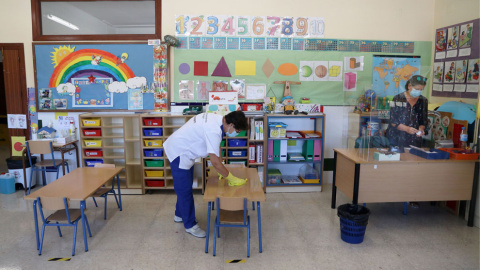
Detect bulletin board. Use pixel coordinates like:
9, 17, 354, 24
34, 42, 168, 111
432, 18, 480, 99
173, 41, 432, 105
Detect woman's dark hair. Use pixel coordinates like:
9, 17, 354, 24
405, 75, 427, 90
225, 111, 248, 131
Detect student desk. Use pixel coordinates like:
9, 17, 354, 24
21, 140, 80, 193
331, 148, 479, 226
203, 167, 266, 253
24, 167, 123, 252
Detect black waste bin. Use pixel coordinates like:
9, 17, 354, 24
337, 204, 371, 244
6, 156, 37, 190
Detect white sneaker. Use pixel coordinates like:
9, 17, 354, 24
174, 215, 183, 223
185, 224, 206, 238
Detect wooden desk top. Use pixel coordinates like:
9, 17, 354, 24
24, 167, 122, 202
22, 140, 78, 148
203, 167, 266, 202
334, 148, 479, 164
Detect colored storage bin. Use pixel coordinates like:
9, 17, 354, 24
143, 118, 162, 126
85, 159, 103, 167
268, 122, 287, 138
228, 150, 247, 157
220, 140, 226, 147
84, 140, 102, 147
145, 159, 164, 167
228, 139, 247, 147
84, 149, 103, 157
143, 128, 163, 136
145, 170, 164, 177
143, 149, 163, 157
145, 180, 165, 187
228, 160, 247, 166
438, 148, 480, 160
236, 130, 247, 137
82, 128, 101, 136
144, 139, 163, 147
82, 118, 101, 126
0, 173, 16, 194
409, 148, 449, 160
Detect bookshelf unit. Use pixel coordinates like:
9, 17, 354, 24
79, 113, 143, 194
265, 114, 325, 193
140, 113, 204, 193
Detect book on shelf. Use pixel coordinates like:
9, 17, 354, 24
259, 121, 264, 140
287, 152, 305, 161
248, 144, 256, 163
249, 118, 255, 140
256, 144, 263, 163
281, 175, 302, 184
286, 131, 302, 138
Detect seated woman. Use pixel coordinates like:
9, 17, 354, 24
386, 75, 428, 149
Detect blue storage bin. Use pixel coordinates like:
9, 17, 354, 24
409, 148, 449, 160
144, 149, 163, 157
228, 139, 247, 147
143, 128, 163, 136
228, 150, 247, 157
85, 159, 103, 167
0, 173, 15, 194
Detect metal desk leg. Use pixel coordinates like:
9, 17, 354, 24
468, 161, 479, 227
33, 200, 39, 250
257, 201, 262, 253
205, 201, 211, 253
74, 143, 80, 168
353, 164, 360, 205
81, 201, 88, 252
61, 150, 66, 175
331, 151, 337, 209
117, 175, 122, 211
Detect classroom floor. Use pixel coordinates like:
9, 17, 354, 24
0, 185, 478, 270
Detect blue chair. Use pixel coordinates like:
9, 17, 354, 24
91, 163, 120, 219
213, 196, 250, 257
37, 197, 92, 256
26, 140, 69, 195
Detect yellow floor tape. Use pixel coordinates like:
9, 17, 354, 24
226, 259, 246, 263
48, 258, 71, 261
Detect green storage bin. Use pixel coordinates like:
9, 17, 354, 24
144, 159, 164, 167
236, 130, 247, 137
220, 140, 226, 147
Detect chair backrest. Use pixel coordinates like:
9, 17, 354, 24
27, 140, 54, 155
38, 196, 69, 211
218, 196, 246, 211
94, 163, 115, 168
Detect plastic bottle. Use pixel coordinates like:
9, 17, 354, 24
460, 127, 468, 150
69, 121, 76, 139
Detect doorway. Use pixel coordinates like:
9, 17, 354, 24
0, 44, 29, 173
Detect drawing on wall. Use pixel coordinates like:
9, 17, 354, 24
196, 81, 211, 100
444, 61, 455, 83
34, 43, 156, 110
178, 80, 194, 100
230, 79, 246, 98
372, 56, 421, 96
466, 59, 479, 83
455, 60, 468, 83
433, 62, 444, 83
459, 23, 473, 48
447, 26, 459, 50
436, 29, 447, 52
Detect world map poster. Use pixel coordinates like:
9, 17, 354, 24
372, 55, 421, 97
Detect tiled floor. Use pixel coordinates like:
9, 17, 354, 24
0, 186, 478, 270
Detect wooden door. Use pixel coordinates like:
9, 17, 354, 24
1, 44, 29, 153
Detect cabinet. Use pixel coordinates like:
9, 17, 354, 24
265, 114, 325, 193
203, 115, 267, 191
79, 113, 143, 194
140, 113, 204, 193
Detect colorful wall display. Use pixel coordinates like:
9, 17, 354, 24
34, 43, 167, 111
432, 19, 479, 99
372, 55, 422, 97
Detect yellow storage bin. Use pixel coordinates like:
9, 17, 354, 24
299, 176, 320, 184
84, 140, 102, 147
145, 170, 164, 177
144, 139, 163, 147
82, 118, 101, 126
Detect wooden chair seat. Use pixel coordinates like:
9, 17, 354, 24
92, 187, 111, 197
35, 159, 65, 167
47, 209, 82, 222
219, 209, 248, 224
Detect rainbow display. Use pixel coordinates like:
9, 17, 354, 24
49, 49, 135, 87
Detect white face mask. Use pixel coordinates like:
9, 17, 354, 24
226, 125, 238, 137
410, 88, 422, 98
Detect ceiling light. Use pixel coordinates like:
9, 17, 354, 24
46, 14, 79, 30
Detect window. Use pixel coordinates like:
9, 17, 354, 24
31, 0, 161, 41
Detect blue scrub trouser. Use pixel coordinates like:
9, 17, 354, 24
170, 157, 196, 229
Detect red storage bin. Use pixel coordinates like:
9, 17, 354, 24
143, 118, 162, 126
146, 180, 165, 187
85, 150, 103, 157
83, 129, 101, 136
